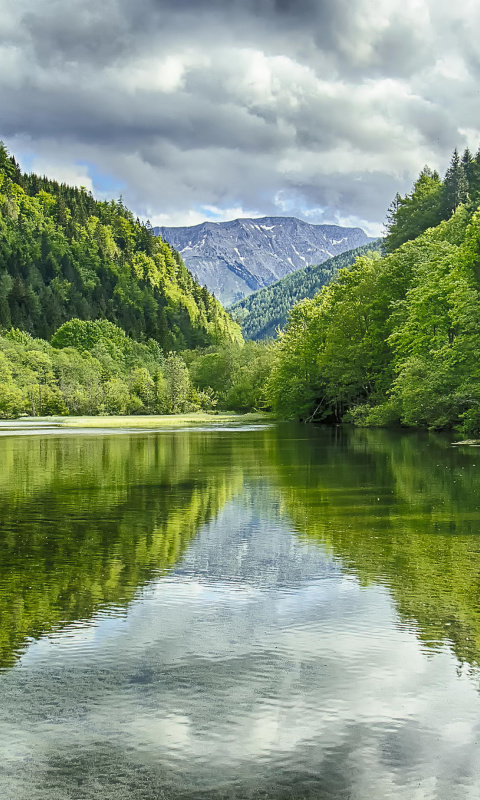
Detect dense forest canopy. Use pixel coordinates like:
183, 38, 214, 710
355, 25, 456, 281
0, 321, 220, 417
384, 147, 476, 252
230, 240, 382, 341
3, 141, 480, 431
0, 143, 241, 351
265, 145, 480, 434
0, 319, 273, 418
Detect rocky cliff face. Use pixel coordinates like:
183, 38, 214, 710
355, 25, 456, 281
154, 216, 372, 304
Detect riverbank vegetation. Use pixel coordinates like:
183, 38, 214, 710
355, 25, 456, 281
0, 318, 273, 418
4, 142, 480, 432
266, 147, 480, 434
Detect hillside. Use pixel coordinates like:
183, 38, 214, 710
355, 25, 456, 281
0, 144, 241, 350
230, 240, 382, 340
154, 216, 373, 304
265, 146, 480, 434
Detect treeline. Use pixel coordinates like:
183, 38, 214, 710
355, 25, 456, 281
230, 240, 381, 341
0, 143, 240, 350
5, 138, 480, 432
266, 145, 480, 433
385, 146, 480, 251
0, 318, 273, 417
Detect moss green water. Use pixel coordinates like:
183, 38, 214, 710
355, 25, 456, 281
1, 424, 480, 798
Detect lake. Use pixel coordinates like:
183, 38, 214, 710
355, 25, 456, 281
1, 422, 480, 799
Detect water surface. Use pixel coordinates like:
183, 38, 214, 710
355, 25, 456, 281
1, 424, 480, 799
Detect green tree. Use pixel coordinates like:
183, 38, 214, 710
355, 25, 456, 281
0, 144, 242, 351
385, 167, 443, 252
163, 353, 194, 413
442, 148, 469, 218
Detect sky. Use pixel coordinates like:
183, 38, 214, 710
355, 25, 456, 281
2, 0, 480, 236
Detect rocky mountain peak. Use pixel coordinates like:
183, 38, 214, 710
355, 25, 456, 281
154, 216, 373, 305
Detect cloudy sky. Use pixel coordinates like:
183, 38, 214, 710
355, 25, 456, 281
2, 0, 480, 235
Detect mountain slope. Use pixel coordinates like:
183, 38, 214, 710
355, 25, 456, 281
0, 143, 241, 350
230, 240, 382, 340
154, 216, 373, 304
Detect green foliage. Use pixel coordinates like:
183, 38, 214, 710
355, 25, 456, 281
230, 241, 381, 340
384, 168, 443, 252
0, 143, 241, 351
442, 148, 469, 218
186, 340, 275, 411
384, 145, 480, 253
266, 202, 480, 431
266, 249, 404, 421
0, 320, 215, 417
0, 316, 273, 417
51, 318, 127, 351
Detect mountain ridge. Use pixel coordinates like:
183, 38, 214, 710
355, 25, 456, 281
154, 216, 373, 304
230, 240, 382, 340
0, 142, 241, 350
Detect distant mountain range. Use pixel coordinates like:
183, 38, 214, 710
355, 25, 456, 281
230, 240, 383, 341
154, 216, 373, 304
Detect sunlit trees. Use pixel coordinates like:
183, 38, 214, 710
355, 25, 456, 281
384, 167, 443, 252
0, 143, 241, 350
265, 202, 480, 433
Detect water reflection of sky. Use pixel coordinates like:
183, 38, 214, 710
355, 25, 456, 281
2, 495, 480, 799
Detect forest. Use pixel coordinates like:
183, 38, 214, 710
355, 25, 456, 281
0, 143, 240, 350
3, 141, 480, 432
266, 147, 480, 433
0, 319, 272, 417
230, 240, 381, 340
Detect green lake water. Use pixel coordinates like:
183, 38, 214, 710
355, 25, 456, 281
1, 422, 480, 799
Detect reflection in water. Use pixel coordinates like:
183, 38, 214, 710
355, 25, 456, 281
275, 425, 480, 670
0, 432, 243, 668
1, 425, 480, 799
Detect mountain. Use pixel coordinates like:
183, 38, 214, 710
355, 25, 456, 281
230, 240, 382, 340
154, 216, 373, 305
0, 143, 241, 350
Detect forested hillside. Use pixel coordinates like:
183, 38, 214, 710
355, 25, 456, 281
266, 146, 480, 434
4, 139, 480, 432
0, 144, 241, 350
230, 240, 382, 340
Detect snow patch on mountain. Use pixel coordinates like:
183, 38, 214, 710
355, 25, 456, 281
154, 216, 373, 305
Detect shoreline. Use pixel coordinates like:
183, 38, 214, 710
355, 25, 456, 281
0, 411, 274, 434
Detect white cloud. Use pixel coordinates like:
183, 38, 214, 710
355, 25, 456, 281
29, 157, 94, 191
150, 205, 262, 228
2, 0, 480, 232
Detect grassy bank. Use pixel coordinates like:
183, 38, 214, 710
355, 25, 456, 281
0, 412, 274, 431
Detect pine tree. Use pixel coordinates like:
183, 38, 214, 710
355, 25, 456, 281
384, 167, 443, 253
466, 145, 480, 208
0, 142, 18, 181
442, 148, 469, 217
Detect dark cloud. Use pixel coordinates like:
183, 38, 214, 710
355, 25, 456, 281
1, 0, 479, 233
